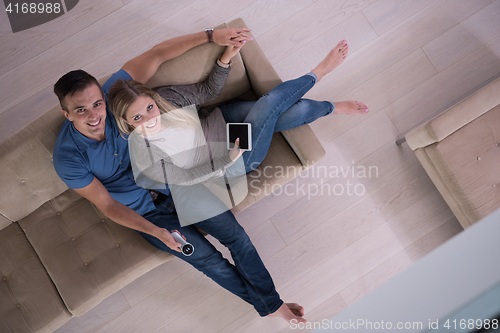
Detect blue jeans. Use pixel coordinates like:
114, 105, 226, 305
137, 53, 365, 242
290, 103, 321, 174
141, 192, 282, 316
220, 73, 334, 173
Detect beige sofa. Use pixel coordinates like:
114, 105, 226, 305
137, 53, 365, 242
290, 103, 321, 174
0, 19, 325, 332
406, 76, 500, 229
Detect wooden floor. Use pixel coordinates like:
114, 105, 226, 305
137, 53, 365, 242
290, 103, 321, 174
2, 0, 499, 332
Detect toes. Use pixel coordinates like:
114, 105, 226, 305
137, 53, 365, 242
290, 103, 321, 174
336, 40, 349, 53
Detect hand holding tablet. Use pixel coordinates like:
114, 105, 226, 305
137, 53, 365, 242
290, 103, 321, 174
227, 123, 252, 151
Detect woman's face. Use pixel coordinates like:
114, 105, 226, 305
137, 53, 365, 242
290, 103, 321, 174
125, 95, 162, 135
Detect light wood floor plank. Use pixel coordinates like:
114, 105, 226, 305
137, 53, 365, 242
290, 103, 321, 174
268, 153, 437, 289
386, 34, 500, 134
155, 288, 253, 333
227, 0, 314, 38
339, 217, 463, 306
422, 0, 500, 72
341, 48, 437, 113
0, 0, 125, 77
221, 189, 455, 333
0, 85, 59, 142
238, 136, 414, 238
271, 112, 402, 245
94, 270, 220, 333
257, 0, 378, 65
0, 4, 13, 36
273, 11, 378, 82
54, 290, 131, 333
247, 219, 287, 262
309, 48, 437, 144
362, 0, 435, 36
309, 0, 494, 107
278, 294, 348, 333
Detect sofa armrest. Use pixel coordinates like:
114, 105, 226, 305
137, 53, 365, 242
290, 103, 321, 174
281, 126, 326, 169
227, 18, 282, 97
406, 76, 500, 150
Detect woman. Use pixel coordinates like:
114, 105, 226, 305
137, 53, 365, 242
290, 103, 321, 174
108, 40, 367, 323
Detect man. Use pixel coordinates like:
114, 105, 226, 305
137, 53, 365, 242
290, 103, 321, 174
52, 27, 305, 323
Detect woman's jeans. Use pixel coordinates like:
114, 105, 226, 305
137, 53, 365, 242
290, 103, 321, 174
140, 73, 333, 316
220, 73, 334, 173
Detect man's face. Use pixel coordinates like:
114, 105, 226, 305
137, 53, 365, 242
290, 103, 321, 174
61, 84, 106, 141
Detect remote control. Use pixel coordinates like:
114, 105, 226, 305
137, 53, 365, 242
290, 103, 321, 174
171, 231, 194, 256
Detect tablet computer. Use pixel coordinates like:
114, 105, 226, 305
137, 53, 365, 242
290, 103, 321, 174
227, 123, 252, 151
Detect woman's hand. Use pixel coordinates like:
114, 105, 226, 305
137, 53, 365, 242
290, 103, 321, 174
229, 138, 244, 162
220, 43, 245, 65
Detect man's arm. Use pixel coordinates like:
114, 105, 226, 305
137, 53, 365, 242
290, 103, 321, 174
73, 176, 183, 252
121, 28, 252, 84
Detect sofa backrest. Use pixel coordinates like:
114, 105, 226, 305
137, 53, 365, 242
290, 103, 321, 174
0, 103, 68, 225
0, 23, 252, 228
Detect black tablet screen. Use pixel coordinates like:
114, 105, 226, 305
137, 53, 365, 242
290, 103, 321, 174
228, 124, 249, 150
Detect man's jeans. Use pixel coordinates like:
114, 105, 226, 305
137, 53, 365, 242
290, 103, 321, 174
141, 193, 282, 316
220, 73, 334, 173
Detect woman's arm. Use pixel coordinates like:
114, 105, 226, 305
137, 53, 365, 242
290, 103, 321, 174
153, 44, 245, 107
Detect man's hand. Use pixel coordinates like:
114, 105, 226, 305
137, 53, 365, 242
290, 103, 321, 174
213, 28, 253, 47
154, 228, 185, 253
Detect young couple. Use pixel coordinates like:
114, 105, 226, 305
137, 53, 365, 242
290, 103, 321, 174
53, 26, 368, 324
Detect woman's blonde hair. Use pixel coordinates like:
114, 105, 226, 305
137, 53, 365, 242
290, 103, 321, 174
108, 79, 176, 135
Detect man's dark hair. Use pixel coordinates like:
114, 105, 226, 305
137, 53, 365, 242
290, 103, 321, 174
54, 70, 104, 111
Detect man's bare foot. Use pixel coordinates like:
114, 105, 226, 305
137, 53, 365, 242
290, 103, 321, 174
267, 302, 306, 323
311, 40, 349, 82
334, 101, 369, 115
286, 303, 305, 317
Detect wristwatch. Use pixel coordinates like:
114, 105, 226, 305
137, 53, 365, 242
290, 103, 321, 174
205, 28, 214, 43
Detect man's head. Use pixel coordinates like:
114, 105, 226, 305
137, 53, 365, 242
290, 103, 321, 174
54, 70, 107, 141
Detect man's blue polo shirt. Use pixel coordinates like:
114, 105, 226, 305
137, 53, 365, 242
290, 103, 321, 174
53, 69, 168, 216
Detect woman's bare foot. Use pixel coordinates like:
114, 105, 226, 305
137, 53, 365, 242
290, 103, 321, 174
267, 302, 306, 323
311, 40, 349, 82
334, 101, 369, 115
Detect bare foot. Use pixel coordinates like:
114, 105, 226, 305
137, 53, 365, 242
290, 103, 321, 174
286, 303, 305, 317
311, 40, 349, 82
334, 101, 369, 115
267, 302, 306, 323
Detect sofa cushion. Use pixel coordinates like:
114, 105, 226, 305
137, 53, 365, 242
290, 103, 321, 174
0, 223, 71, 332
425, 104, 500, 224
17, 189, 172, 316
